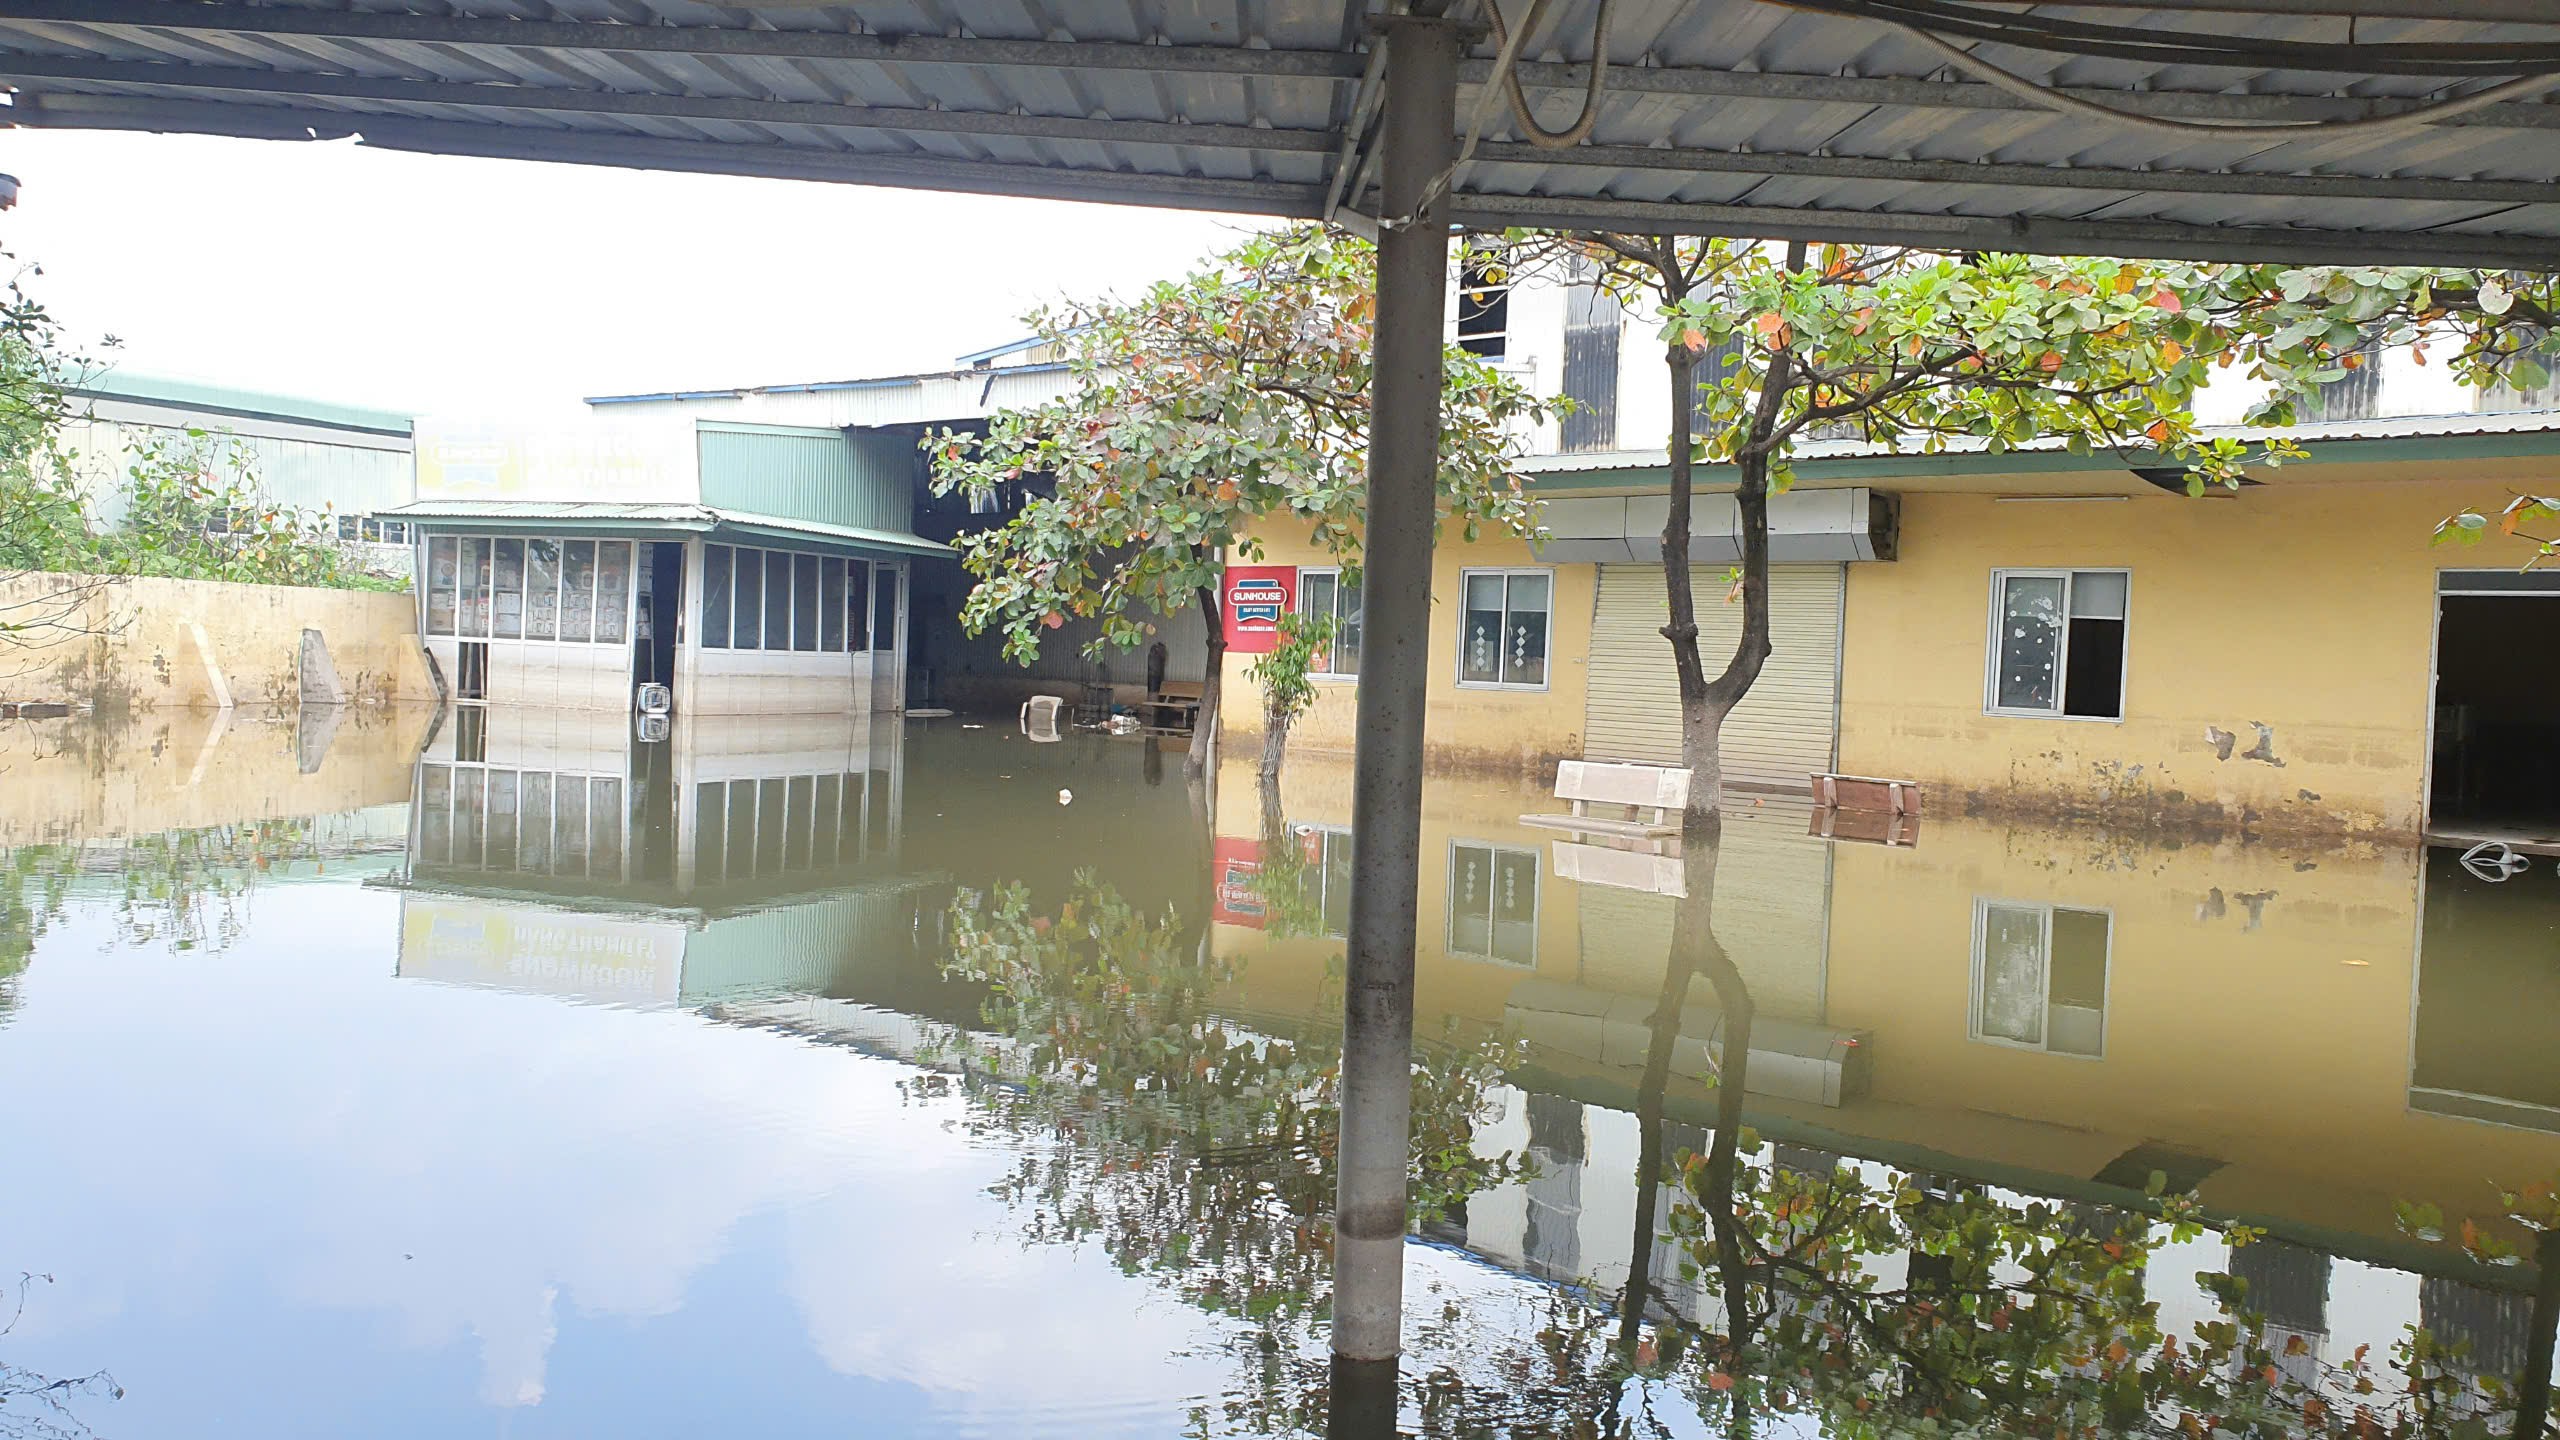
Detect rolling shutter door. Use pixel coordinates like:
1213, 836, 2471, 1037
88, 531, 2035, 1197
1585, 563, 1843, 789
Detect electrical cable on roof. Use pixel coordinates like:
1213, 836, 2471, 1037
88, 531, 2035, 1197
1891, 22, 2560, 141
1377, 0, 1610, 230
1484, 0, 1612, 149
1769, 0, 2560, 76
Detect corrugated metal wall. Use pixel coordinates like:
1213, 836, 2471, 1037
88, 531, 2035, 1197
1584, 563, 1844, 789
696, 423, 915, 534
58, 417, 413, 525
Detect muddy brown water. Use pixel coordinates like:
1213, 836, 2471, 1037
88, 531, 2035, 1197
0, 706, 2552, 1437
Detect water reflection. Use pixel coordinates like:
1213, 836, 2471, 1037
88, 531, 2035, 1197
0, 707, 2550, 1436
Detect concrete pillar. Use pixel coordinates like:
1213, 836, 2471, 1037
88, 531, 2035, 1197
1331, 12, 1459, 1373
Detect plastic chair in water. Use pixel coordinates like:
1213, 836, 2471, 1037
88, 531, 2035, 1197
1020, 694, 1065, 742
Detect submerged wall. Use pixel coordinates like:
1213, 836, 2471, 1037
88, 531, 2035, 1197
1837, 481, 2505, 838
0, 571, 436, 711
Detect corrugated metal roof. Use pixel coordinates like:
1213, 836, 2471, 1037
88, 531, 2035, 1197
70, 367, 413, 437
4, 1, 2556, 269
1521, 405, 2560, 475
381, 498, 953, 555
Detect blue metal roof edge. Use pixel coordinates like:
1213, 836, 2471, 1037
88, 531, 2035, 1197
585, 388, 745, 405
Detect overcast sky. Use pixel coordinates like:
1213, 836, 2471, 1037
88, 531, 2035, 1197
3, 129, 1263, 417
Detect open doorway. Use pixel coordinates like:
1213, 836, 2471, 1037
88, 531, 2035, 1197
636, 542, 685, 711
2429, 572, 2560, 846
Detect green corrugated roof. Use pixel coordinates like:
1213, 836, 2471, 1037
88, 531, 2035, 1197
382, 499, 952, 557
70, 369, 414, 437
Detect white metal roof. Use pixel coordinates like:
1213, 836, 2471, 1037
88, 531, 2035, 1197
4, 1, 2557, 269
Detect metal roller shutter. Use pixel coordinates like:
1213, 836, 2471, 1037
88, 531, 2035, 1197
1584, 563, 1843, 790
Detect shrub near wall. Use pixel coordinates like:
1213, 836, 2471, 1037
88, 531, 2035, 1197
0, 570, 436, 710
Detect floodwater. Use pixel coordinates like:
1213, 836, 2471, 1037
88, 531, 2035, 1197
1, 704, 2554, 1437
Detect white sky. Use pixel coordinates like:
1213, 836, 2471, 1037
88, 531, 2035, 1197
2, 129, 1265, 416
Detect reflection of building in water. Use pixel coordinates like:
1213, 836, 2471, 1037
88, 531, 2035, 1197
393, 708, 932, 1009
2410, 847, 2560, 1134
1455, 1080, 2547, 1409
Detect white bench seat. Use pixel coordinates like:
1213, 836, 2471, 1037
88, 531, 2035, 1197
1520, 760, 1692, 838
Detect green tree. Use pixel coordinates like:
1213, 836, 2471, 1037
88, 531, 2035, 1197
1246, 609, 1334, 786
925, 225, 1549, 776
102, 430, 391, 591
1508, 236, 2556, 827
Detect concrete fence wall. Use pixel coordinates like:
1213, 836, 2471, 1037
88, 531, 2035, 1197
0, 571, 438, 711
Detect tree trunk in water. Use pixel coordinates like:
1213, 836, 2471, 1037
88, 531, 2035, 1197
1664, 242, 1800, 833
1659, 333, 1717, 830
1187, 580, 1224, 778
1260, 704, 1291, 784
1660, 355, 1776, 829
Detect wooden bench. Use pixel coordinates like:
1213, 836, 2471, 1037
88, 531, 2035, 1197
1808, 772, 1923, 815
1520, 760, 1692, 839
1144, 680, 1204, 736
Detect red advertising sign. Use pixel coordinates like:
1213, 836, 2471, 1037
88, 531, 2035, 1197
1211, 836, 1266, 928
1223, 565, 1297, 655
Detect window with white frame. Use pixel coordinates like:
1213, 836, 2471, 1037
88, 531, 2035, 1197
1296, 567, 1363, 677
699, 543, 880, 654
1985, 569, 2127, 719
422, 535, 633, 644
1459, 569, 1552, 688
1970, 899, 2110, 1058
1447, 841, 1538, 966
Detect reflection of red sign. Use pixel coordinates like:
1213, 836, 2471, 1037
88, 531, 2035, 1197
1223, 565, 1297, 655
1211, 835, 1266, 927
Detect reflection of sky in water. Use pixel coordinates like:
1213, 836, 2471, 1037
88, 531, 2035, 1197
0, 884, 1235, 1437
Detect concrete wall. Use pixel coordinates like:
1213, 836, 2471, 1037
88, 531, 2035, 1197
1834, 481, 2501, 838
1, 571, 435, 710
1219, 526, 1593, 775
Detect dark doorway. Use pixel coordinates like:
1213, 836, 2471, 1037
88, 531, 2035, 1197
457, 641, 488, 702
2430, 587, 2560, 840
637, 542, 685, 709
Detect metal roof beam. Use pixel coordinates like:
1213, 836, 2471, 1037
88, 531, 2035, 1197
1477, 139, 2559, 207
0, 53, 1338, 154
0, 0, 1370, 82
12, 92, 1330, 217
1441, 193, 2559, 269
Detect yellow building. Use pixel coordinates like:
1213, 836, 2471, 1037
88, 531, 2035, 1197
1224, 418, 2560, 844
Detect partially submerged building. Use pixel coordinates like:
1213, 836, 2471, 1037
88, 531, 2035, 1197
389, 411, 945, 717
1220, 263, 2560, 847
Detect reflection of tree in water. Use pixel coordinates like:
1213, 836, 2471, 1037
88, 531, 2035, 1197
0, 819, 331, 966
0, 1273, 118, 1439
935, 831, 2558, 1438
938, 874, 1524, 1338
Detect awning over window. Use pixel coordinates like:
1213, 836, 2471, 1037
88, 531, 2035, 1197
1536, 488, 1895, 565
